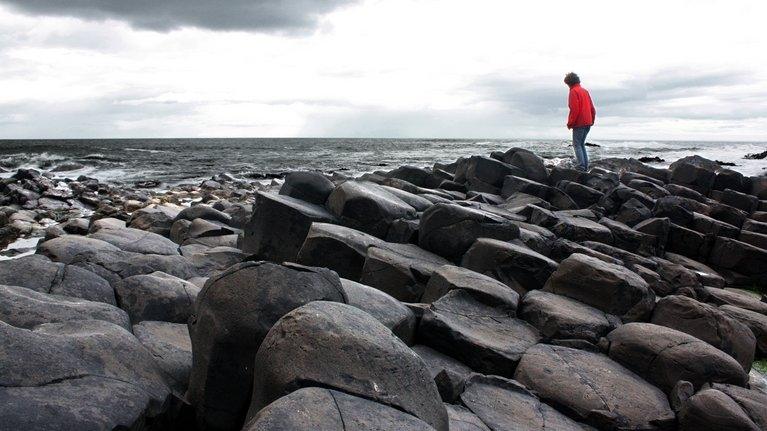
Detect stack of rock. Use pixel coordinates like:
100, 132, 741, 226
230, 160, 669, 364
1, 149, 766, 430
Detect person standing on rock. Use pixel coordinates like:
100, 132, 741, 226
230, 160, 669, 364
565, 72, 596, 171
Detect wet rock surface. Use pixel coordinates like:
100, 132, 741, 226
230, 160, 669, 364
1, 152, 766, 430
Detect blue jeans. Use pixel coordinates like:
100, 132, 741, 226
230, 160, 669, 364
572, 126, 590, 171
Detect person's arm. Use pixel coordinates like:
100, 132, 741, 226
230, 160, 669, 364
567, 89, 579, 129
589, 94, 596, 124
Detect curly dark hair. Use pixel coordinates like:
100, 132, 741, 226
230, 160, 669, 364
564, 72, 580, 86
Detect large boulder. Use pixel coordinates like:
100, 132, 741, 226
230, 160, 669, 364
678, 386, 764, 431
556, 180, 604, 208
0, 320, 170, 430
278, 171, 335, 205
0, 284, 129, 330
69, 249, 200, 286
459, 374, 588, 431
175, 205, 232, 225
598, 217, 656, 255
607, 322, 749, 391
340, 278, 416, 344
666, 223, 711, 260
187, 261, 347, 431
462, 156, 523, 192
709, 236, 767, 279
445, 404, 491, 431
501, 148, 549, 183
651, 295, 756, 371
422, 265, 519, 310
514, 344, 675, 430
0, 254, 115, 304
114, 271, 200, 324
703, 287, 767, 315
519, 290, 616, 343
327, 181, 416, 238
247, 301, 448, 431
418, 203, 520, 261
669, 156, 717, 194
719, 305, 767, 356
296, 223, 384, 279
38, 234, 120, 264
359, 245, 446, 302
242, 192, 338, 262
243, 387, 434, 431
461, 238, 558, 295
89, 226, 180, 255
418, 289, 540, 377
543, 253, 655, 322
128, 204, 182, 236
550, 214, 613, 244
133, 320, 193, 396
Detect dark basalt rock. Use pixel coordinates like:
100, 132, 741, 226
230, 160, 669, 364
550, 214, 614, 244
721, 188, 759, 213
598, 217, 657, 256
0, 254, 115, 304
459, 374, 588, 431
0, 283, 129, 330
411, 345, 474, 403
114, 271, 200, 324
0, 320, 170, 431
719, 305, 767, 357
500, 147, 549, 183
340, 278, 416, 344
38, 234, 121, 264
607, 322, 749, 392
678, 387, 763, 431
419, 289, 539, 378
187, 261, 347, 431
519, 289, 616, 343
651, 295, 755, 371
514, 343, 675, 430
243, 387, 435, 431
422, 264, 519, 310
297, 222, 385, 279
418, 203, 520, 261
709, 236, 767, 279
247, 301, 448, 431
556, 179, 604, 208
445, 404, 491, 431
133, 320, 193, 396
175, 204, 232, 225
627, 178, 671, 199
666, 223, 711, 260
242, 192, 337, 262
461, 238, 558, 295
543, 253, 655, 322
278, 171, 335, 205
327, 181, 416, 238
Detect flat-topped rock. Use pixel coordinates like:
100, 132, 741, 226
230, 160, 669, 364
543, 253, 655, 322
38, 234, 120, 264
69, 249, 200, 286
719, 304, 767, 357
461, 238, 558, 295
0, 254, 115, 304
459, 374, 588, 431
0, 284, 129, 330
514, 343, 674, 430
115, 271, 200, 323
550, 214, 613, 244
242, 191, 338, 262
422, 265, 519, 310
418, 289, 540, 377
419, 203, 520, 261
243, 387, 435, 431
89, 226, 180, 255
278, 171, 335, 205
327, 180, 416, 238
519, 290, 615, 343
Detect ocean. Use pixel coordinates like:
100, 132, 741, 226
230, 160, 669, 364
1, 138, 765, 187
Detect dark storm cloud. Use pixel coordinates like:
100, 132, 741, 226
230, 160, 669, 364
472, 69, 766, 121
0, 0, 357, 32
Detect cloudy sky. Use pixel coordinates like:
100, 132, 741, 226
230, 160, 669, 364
0, 0, 765, 140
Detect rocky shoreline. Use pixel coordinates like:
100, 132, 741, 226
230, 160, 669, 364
1, 148, 766, 430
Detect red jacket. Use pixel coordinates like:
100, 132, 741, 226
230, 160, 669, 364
567, 84, 596, 129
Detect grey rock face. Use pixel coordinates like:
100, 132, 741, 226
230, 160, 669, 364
607, 322, 749, 392
422, 265, 519, 310
115, 271, 200, 323
242, 191, 337, 262
418, 289, 540, 377
0, 320, 170, 431
419, 203, 520, 261
247, 301, 448, 431
543, 253, 655, 322
519, 290, 615, 343
514, 343, 674, 430
461, 238, 558, 295
278, 171, 335, 205
327, 181, 416, 238
340, 278, 416, 344
0, 254, 115, 304
243, 387, 435, 431
651, 295, 756, 371
187, 261, 347, 431
0, 284, 129, 330
133, 320, 193, 397
89, 226, 180, 255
